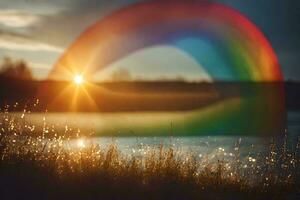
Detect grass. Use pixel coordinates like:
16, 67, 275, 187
0, 106, 299, 200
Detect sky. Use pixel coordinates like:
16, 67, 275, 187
0, 0, 299, 81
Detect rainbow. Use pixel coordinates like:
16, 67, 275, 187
47, 1, 285, 135
49, 1, 282, 81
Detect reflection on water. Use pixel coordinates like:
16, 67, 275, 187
1, 109, 299, 184
46, 111, 299, 161
4, 100, 297, 159
84, 136, 270, 159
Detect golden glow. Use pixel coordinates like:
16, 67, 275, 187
74, 75, 84, 85
77, 139, 86, 148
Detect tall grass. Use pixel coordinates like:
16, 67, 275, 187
0, 105, 299, 199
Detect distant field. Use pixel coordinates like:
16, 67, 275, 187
0, 76, 297, 112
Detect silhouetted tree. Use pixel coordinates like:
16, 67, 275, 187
0, 57, 33, 80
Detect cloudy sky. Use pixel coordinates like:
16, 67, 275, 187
0, 0, 299, 81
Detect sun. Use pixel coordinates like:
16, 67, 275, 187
74, 75, 84, 85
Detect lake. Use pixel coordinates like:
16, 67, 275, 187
14, 110, 298, 162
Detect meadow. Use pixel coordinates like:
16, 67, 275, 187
0, 107, 299, 200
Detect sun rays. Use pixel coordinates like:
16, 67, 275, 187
36, 71, 99, 112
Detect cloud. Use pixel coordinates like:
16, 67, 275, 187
0, 10, 41, 28
0, 31, 63, 52
0, 1, 140, 48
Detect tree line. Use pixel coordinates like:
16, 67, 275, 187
0, 57, 33, 80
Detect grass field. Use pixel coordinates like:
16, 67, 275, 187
0, 110, 299, 200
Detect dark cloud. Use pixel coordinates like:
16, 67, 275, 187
216, 0, 300, 80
